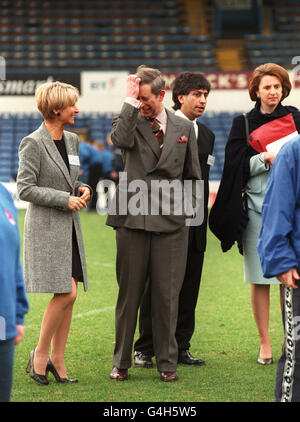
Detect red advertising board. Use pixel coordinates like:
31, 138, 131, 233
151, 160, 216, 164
163, 72, 252, 90
164, 71, 300, 90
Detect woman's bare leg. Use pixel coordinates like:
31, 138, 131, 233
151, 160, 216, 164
33, 279, 77, 375
251, 284, 272, 359
50, 281, 78, 377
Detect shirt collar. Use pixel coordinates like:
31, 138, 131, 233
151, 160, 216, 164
175, 109, 197, 125
174, 109, 198, 138
155, 107, 167, 125
154, 108, 167, 134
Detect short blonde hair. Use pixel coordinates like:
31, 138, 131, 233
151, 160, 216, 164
248, 63, 291, 102
35, 81, 79, 120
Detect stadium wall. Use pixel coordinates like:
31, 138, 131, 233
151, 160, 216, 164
1, 70, 300, 113
2, 70, 300, 209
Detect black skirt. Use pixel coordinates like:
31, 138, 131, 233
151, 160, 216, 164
72, 223, 83, 281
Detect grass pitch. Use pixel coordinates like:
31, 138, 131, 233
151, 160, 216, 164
11, 210, 282, 403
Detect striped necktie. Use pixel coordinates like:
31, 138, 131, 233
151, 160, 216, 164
151, 119, 164, 152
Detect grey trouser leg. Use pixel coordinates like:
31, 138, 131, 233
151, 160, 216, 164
113, 226, 188, 372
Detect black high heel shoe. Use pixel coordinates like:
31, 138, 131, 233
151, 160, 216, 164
257, 348, 273, 365
26, 349, 49, 385
46, 358, 78, 383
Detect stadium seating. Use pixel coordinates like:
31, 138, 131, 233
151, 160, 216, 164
0, 111, 236, 182
245, 0, 300, 69
0, 0, 217, 73
2, 0, 300, 73
4, 0, 300, 184
273, 0, 300, 33
245, 32, 300, 69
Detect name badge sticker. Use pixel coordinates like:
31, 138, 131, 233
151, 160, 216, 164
207, 154, 215, 166
68, 155, 80, 166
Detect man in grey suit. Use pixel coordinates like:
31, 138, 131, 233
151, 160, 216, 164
106, 65, 201, 382
134, 72, 215, 368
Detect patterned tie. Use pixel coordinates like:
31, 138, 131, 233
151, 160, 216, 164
151, 119, 164, 152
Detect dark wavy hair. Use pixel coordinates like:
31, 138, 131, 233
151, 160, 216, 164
248, 63, 291, 101
171, 72, 211, 110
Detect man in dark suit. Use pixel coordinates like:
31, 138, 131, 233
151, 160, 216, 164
134, 72, 215, 367
106, 66, 201, 382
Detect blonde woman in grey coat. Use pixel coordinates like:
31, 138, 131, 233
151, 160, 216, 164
17, 81, 91, 385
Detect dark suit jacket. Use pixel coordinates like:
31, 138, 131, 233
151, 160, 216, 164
189, 121, 215, 252
106, 102, 202, 232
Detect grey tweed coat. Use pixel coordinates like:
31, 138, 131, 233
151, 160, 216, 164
17, 123, 89, 293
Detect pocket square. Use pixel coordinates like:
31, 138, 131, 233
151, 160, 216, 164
177, 136, 188, 143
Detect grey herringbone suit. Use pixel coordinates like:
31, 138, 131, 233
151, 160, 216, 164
106, 103, 201, 372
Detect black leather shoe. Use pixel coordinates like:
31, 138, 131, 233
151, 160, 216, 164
257, 356, 273, 365
46, 358, 78, 383
257, 349, 273, 365
26, 349, 49, 386
178, 350, 205, 366
134, 351, 153, 368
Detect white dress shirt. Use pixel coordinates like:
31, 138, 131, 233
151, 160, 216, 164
174, 109, 198, 138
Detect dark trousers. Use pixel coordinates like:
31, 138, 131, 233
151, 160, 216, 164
87, 163, 102, 210
113, 226, 189, 372
0, 338, 15, 402
275, 284, 300, 402
134, 236, 204, 354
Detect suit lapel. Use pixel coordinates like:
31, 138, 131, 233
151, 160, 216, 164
156, 110, 182, 166
136, 110, 183, 170
137, 115, 161, 159
38, 123, 73, 189
197, 122, 213, 152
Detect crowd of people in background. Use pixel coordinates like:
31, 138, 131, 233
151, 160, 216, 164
78, 134, 123, 212
2, 62, 300, 402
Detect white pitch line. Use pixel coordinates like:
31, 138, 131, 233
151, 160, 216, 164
73, 306, 115, 319
86, 261, 114, 267
25, 306, 115, 329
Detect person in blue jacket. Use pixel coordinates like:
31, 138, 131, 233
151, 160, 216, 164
0, 183, 29, 401
87, 140, 112, 211
79, 141, 95, 183
258, 134, 300, 402
79, 140, 113, 185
